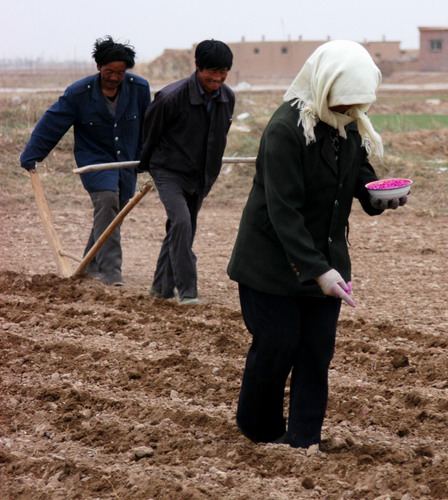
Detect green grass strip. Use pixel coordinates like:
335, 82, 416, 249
370, 114, 448, 132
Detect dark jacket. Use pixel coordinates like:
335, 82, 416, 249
227, 102, 382, 297
20, 72, 150, 200
139, 72, 235, 196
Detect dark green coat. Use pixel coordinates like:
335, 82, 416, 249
227, 102, 382, 297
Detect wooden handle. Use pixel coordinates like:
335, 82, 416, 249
73, 181, 153, 276
73, 161, 139, 174
29, 170, 72, 278
72, 157, 257, 174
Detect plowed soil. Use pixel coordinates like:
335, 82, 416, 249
1, 74, 447, 500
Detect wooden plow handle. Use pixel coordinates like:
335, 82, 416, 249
29, 169, 72, 278
73, 181, 153, 276
72, 157, 257, 175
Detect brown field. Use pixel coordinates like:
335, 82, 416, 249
0, 70, 447, 500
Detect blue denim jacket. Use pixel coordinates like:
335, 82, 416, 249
20, 72, 150, 199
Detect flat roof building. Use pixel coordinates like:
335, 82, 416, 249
419, 27, 448, 71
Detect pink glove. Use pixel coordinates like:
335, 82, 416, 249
316, 269, 356, 307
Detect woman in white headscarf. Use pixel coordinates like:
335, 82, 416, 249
227, 40, 407, 454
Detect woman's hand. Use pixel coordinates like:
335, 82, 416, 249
370, 195, 408, 210
316, 269, 356, 307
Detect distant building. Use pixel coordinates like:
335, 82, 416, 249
225, 37, 412, 84
419, 27, 448, 71
141, 28, 448, 86
226, 38, 324, 85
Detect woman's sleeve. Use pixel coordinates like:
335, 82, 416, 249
262, 120, 331, 282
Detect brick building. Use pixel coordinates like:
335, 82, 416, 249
419, 27, 448, 71
142, 28, 447, 86
225, 37, 405, 85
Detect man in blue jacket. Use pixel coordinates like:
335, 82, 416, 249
139, 39, 234, 304
20, 36, 150, 285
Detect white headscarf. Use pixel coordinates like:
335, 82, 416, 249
283, 40, 383, 159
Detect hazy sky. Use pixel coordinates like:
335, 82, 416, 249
2, 0, 448, 63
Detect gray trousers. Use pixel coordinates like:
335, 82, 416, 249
152, 178, 204, 299
84, 190, 128, 285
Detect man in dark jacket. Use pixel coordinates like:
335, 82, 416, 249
20, 36, 150, 285
139, 39, 234, 304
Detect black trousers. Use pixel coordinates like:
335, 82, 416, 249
237, 284, 341, 448
151, 177, 204, 299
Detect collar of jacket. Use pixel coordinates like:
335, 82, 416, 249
91, 73, 131, 123
314, 120, 357, 180
188, 71, 230, 105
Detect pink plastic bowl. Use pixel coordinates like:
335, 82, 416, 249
365, 178, 413, 201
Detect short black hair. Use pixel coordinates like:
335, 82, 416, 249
92, 36, 136, 68
195, 39, 233, 71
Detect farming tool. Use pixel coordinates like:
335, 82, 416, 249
31, 157, 256, 278
29, 163, 153, 278
29, 169, 73, 277
72, 179, 152, 276
73, 156, 257, 175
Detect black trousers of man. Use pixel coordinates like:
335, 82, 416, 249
151, 176, 204, 299
236, 284, 341, 448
